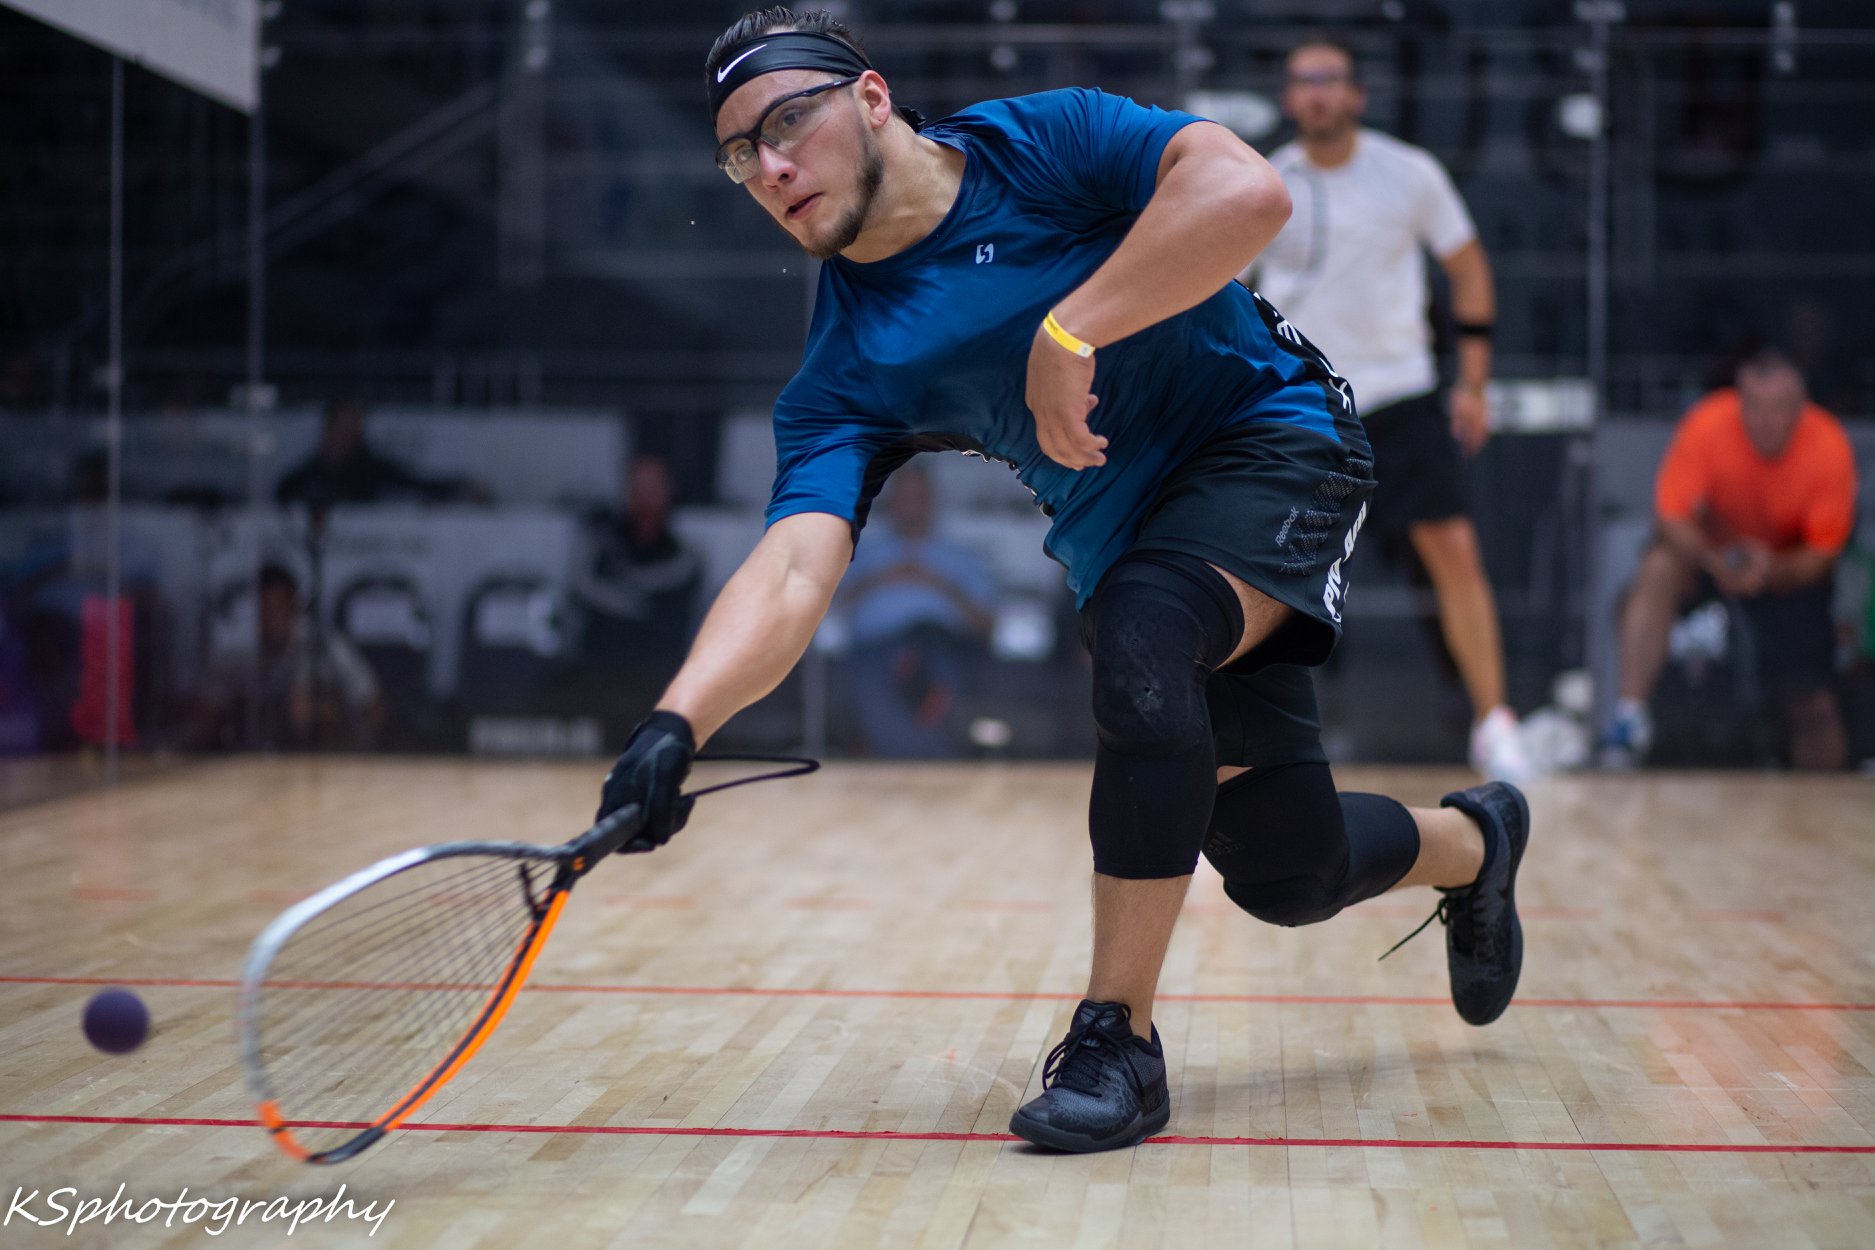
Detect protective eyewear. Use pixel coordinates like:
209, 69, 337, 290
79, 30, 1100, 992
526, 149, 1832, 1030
714, 75, 861, 185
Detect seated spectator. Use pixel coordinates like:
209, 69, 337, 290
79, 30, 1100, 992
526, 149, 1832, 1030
1603, 351, 1858, 769
838, 464, 996, 757
570, 454, 703, 717
188, 563, 384, 750
276, 399, 488, 507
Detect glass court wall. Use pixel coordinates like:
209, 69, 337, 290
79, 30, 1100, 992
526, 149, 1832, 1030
3, 2, 1869, 795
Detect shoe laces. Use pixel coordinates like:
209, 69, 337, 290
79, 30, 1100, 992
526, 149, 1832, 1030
1041, 1006, 1130, 1095
1378, 895, 1449, 962
1377, 884, 1495, 963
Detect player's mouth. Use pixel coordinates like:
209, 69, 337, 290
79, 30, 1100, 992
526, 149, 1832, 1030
786, 194, 822, 221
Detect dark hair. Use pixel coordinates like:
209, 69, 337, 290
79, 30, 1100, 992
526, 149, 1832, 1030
1287, 36, 1361, 84
706, 7, 867, 81
258, 563, 299, 595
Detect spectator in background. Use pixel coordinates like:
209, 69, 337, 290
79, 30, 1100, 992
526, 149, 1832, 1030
188, 562, 383, 750
1244, 37, 1532, 782
837, 463, 996, 757
1603, 351, 1857, 770
571, 454, 703, 717
276, 399, 489, 506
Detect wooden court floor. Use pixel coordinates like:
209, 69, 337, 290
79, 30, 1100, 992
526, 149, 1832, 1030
1, 757, 1871, 1249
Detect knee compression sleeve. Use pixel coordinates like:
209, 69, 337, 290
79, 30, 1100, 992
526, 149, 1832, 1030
1202, 762, 1419, 926
1086, 554, 1244, 879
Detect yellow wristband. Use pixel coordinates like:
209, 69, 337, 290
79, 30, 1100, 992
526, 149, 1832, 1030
1042, 310, 1095, 359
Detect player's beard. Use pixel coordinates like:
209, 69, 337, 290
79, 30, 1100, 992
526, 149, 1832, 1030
803, 130, 884, 261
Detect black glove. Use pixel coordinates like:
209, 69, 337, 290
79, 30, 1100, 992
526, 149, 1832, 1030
596, 711, 696, 853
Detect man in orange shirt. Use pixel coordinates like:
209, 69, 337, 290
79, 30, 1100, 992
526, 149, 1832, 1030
1603, 351, 1858, 769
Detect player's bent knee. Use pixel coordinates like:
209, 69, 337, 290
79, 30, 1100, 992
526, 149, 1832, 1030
1221, 875, 1348, 927
1088, 558, 1240, 757
1203, 765, 1419, 929
1202, 763, 1352, 927
1083, 555, 1246, 881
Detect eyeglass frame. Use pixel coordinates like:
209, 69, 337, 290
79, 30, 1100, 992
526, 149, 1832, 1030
714, 74, 863, 184
1285, 70, 1356, 88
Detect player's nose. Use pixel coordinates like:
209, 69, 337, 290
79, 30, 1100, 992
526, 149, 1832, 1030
757, 143, 796, 188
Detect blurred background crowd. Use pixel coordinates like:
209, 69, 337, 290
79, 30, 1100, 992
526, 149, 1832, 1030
1, 1, 1870, 798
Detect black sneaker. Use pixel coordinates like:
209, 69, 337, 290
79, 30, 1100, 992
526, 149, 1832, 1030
1008, 999, 1170, 1153
1380, 781, 1530, 1026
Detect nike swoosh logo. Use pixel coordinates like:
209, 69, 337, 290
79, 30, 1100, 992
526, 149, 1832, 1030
716, 44, 768, 83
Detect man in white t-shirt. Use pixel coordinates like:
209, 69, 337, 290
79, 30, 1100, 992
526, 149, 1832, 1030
1244, 38, 1531, 782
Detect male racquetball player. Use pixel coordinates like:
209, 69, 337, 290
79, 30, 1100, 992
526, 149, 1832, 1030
595, 7, 1533, 1154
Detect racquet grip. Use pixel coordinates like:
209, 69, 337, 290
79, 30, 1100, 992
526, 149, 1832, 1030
575, 803, 645, 864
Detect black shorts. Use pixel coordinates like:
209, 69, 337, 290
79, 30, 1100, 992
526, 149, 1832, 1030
1363, 388, 1469, 547
1690, 569, 1838, 697
1109, 416, 1378, 769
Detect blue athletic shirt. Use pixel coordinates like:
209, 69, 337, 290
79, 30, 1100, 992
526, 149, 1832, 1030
767, 88, 1350, 607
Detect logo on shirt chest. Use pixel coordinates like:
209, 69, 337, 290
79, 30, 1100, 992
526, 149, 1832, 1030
974, 243, 995, 265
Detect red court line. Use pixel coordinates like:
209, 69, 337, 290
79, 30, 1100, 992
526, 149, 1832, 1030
61, 887, 1804, 927
3, 975, 1872, 1013
2, 1114, 1870, 1155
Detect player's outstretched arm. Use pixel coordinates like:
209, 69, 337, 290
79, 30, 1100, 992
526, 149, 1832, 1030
595, 511, 850, 844
657, 511, 853, 744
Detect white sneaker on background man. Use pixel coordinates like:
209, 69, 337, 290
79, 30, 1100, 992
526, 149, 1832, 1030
1469, 705, 1536, 783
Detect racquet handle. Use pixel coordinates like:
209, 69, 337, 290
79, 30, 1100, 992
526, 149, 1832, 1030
568, 802, 645, 867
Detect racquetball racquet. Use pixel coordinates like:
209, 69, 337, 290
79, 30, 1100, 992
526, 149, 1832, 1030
238, 754, 815, 1164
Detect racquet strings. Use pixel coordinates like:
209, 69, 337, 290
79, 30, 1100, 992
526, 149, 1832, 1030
248, 853, 550, 1157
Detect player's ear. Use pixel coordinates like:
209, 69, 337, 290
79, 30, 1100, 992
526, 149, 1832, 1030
855, 70, 894, 130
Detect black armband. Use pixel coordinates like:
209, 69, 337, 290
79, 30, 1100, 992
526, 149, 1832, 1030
1455, 319, 1495, 340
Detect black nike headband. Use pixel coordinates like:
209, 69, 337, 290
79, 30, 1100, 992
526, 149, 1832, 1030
706, 30, 924, 131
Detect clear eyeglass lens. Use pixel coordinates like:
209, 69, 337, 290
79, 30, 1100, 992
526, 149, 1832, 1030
717, 80, 849, 184
720, 141, 759, 184
764, 98, 821, 145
